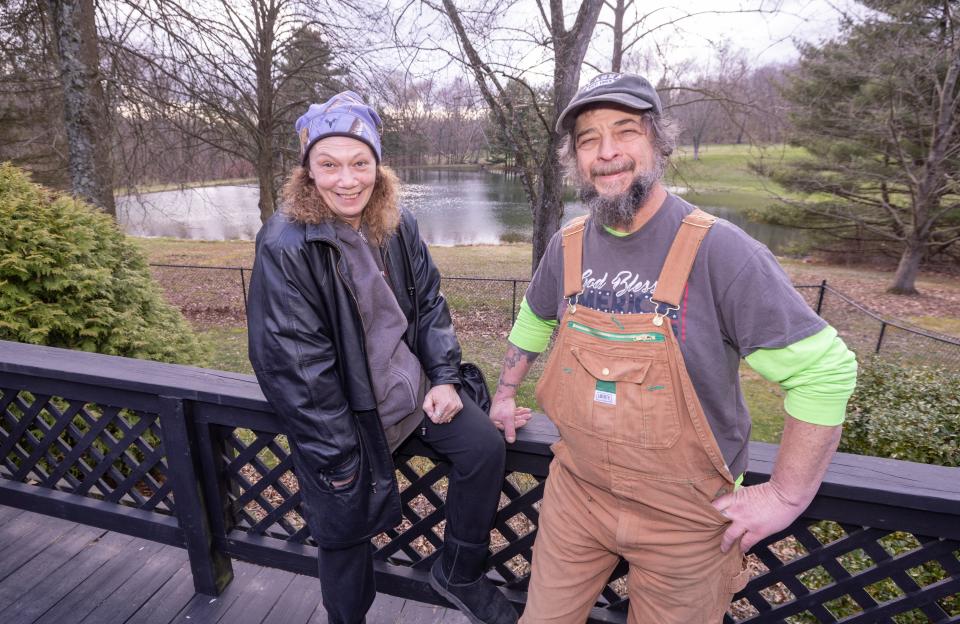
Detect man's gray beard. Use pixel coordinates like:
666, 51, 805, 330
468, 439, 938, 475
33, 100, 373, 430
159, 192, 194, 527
578, 163, 663, 230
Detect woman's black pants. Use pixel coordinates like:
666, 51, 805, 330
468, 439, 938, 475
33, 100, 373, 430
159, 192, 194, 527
317, 389, 507, 624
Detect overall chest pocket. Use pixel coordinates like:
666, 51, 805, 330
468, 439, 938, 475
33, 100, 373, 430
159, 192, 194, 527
568, 344, 681, 449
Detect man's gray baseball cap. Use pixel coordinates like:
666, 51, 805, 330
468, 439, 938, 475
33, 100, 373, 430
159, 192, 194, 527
556, 73, 662, 133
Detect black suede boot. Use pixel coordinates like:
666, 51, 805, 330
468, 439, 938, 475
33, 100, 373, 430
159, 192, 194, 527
429, 535, 518, 624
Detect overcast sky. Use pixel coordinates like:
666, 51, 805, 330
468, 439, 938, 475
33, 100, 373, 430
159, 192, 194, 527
641, 0, 858, 65
388, 0, 864, 85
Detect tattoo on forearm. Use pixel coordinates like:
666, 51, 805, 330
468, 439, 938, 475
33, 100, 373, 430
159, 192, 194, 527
497, 377, 519, 390
498, 344, 538, 392
503, 344, 538, 369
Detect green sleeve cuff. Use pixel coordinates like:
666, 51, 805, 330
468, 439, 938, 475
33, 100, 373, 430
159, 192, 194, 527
745, 326, 857, 426
508, 298, 558, 353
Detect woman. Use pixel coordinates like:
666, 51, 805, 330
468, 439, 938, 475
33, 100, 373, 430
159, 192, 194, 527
247, 91, 517, 624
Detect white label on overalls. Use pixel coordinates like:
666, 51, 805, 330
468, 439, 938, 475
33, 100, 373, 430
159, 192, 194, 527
594, 389, 616, 405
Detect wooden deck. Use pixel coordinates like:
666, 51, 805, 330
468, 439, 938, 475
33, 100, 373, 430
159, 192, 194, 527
0, 505, 469, 624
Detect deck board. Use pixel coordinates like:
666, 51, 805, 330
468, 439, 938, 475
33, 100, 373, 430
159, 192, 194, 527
32, 539, 169, 624
0, 523, 105, 612
261, 573, 325, 624
0, 506, 463, 624
124, 561, 196, 624
80, 545, 188, 624
1, 530, 138, 624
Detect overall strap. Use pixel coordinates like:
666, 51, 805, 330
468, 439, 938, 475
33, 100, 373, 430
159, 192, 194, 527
561, 215, 589, 298
651, 209, 717, 309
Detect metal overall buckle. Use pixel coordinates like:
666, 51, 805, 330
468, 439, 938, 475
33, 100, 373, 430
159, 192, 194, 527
648, 299, 679, 327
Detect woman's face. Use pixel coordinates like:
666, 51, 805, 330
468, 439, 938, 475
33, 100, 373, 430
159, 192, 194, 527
307, 136, 377, 227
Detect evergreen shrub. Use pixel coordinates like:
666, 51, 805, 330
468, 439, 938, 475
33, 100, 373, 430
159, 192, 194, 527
840, 358, 960, 467
0, 163, 203, 364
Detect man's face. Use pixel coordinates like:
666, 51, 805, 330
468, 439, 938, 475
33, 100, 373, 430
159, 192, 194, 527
571, 105, 664, 229
573, 106, 657, 196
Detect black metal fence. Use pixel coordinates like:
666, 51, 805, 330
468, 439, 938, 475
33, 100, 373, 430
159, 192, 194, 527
798, 281, 960, 367
1, 340, 959, 623
149, 263, 960, 365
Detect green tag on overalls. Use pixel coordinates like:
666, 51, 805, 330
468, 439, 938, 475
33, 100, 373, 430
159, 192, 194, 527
595, 380, 616, 405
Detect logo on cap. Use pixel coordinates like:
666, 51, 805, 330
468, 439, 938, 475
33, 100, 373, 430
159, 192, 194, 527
584, 73, 623, 92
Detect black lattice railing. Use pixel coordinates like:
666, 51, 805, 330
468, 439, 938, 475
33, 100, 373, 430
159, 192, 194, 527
729, 520, 960, 623
208, 423, 960, 622
1, 340, 959, 623
0, 388, 173, 513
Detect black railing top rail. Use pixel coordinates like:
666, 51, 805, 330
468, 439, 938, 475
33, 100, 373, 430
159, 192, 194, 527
0, 339, 267, 414
2, 339, 958, 520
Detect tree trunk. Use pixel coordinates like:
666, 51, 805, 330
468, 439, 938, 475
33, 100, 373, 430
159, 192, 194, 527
611, 0, 625, 73
532, 136, 565, 268
693, 136, 701, 161
47, 0, 115, 216
888, 240, 923, 295
256, 150, 276, 223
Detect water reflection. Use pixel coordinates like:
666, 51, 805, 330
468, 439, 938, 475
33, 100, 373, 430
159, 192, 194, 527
117, 169, 802, 253
117, 185, 262, 241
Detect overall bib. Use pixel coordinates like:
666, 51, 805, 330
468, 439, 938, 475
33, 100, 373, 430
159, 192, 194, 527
522, 211, 750, 624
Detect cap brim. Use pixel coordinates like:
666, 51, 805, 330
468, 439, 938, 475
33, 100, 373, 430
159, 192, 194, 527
555, 93, 656, 133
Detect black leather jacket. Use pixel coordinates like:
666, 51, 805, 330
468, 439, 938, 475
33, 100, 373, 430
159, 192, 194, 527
247, 208, 461, 547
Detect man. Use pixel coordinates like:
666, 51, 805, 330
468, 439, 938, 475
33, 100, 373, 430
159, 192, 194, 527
489, 73, 857, 623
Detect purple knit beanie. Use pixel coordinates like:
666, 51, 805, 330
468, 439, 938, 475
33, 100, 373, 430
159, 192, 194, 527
296, 90, 383, 164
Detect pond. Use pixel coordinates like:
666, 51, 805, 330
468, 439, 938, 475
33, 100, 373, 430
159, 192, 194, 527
116, 168, 803, 253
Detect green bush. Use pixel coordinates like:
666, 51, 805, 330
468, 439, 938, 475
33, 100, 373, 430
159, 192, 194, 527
840, 358, 960, 467
0, 163, 203, 364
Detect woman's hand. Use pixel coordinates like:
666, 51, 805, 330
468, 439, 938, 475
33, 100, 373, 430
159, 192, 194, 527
422, 384, 463, 424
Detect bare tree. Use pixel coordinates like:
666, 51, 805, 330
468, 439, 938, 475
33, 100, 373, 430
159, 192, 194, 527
597, 0, 780, 75
0, 0, 69, 189
108, 0, 350, 223
432, 77, 487, 164
46, 0, 115, 214
414, 0, 603, 270
663, 43, 750, 159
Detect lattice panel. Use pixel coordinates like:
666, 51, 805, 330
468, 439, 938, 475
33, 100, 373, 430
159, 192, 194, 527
217, 427, 960, 621
727, 519, 960, 623
0, 388, 174, 512
220, 428, 311, 542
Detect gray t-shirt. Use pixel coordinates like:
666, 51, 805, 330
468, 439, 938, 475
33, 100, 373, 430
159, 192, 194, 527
525, 194, 826, 477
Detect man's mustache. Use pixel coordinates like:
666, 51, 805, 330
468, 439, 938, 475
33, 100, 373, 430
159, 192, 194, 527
590, 159, 635, 178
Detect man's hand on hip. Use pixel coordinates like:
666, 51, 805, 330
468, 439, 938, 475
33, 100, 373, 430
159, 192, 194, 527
712, 417, 842, 553
711, 481, 806, 553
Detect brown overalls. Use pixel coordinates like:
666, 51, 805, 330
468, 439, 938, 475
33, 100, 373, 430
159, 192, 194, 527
522, 211, 750, 624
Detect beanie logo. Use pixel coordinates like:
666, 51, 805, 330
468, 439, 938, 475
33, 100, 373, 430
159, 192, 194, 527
584, 73, 622, 92
325, 118, 336, 128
